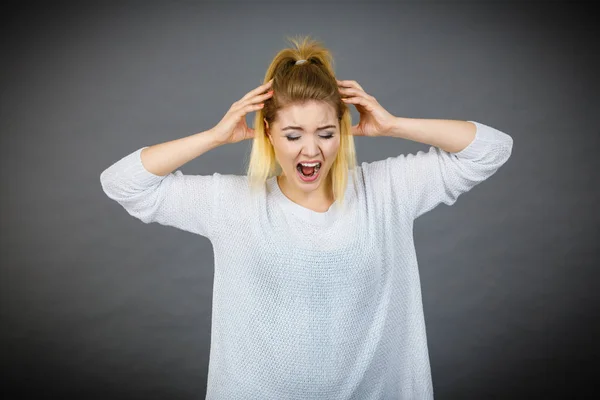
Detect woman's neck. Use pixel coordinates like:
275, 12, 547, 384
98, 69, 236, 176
277, 174, 334, 211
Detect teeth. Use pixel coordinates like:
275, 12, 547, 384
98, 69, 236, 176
299, 162, 320, 167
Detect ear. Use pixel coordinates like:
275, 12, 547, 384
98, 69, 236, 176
264, 118, 273, 144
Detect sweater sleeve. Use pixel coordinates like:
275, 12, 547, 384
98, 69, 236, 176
362, 121, 513, 220
99, 146, 218, 239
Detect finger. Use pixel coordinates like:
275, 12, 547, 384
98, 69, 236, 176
337, 79, 364, 91
241, 79, 273, 102
342, 89, 377, 106
244, 102, 265, 113
341, 96, 373, 110
232, 100, 265, 116
253, 90, 274, 102
242, 103, 265, 120
339, 87, 368, 98
234, 90, 273, 112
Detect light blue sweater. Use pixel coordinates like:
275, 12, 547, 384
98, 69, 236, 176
100, 121, 513, 399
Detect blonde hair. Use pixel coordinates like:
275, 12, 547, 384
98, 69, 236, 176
246, 35, 358, 210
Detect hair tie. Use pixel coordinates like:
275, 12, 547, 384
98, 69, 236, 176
295, 59, 307, 65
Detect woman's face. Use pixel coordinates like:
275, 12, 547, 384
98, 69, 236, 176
265, 100, 340, 198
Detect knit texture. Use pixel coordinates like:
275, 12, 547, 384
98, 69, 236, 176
100, 121, 513, 399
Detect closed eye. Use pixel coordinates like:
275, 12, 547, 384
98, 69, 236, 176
286, 133, 334, 141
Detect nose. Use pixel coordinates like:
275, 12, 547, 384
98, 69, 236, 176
301, 138, 322, 159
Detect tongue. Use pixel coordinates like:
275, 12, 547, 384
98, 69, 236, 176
301, 166, 315, 175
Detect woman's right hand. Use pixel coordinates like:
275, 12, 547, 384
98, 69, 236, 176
210, 79, 274, 145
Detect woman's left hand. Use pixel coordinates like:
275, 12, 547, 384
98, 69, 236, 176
338, 79, 397, 137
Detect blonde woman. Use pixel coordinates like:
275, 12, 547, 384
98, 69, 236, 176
100, 36, 513, 399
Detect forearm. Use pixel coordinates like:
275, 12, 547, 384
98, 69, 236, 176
140, 129, 223, 176
385, 117, 477, 153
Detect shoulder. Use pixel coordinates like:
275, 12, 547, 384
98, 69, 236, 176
358, 156, 404, 187
213, 173, 250, 194
356, 156, 412, 215
214, 172, 248, 185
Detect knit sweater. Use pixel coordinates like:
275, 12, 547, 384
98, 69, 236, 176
100, 120, 513, 399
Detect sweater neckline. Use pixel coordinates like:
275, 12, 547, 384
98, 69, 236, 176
267, 176, 341, 226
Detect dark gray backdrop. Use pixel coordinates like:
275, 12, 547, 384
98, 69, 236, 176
2, 1, 597, 399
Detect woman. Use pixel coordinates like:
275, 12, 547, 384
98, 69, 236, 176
100, 36, 513, 399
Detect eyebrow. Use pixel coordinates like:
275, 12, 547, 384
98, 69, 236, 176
281, 124, 336, 132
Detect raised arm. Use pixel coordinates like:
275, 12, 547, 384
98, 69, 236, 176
100, 79, 274, 238
389, 118, 478, 153
99, 130, 224, 238
362, 118, 514, 220
138, 129, 223, 177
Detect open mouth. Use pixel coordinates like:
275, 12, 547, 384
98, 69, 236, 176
296, 162, 321, 178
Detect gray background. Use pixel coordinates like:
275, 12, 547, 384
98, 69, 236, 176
1, 1, 597, 399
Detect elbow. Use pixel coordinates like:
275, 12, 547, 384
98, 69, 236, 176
99, 169, 114, 198
501, 134, 514, 164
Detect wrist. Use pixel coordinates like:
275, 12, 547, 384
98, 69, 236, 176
204, 128, 227, 147
384, 117, 408, 138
